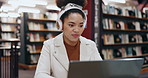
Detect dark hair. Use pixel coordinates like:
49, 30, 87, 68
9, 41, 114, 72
56, 0, 87, 8
60, 9, 85, 23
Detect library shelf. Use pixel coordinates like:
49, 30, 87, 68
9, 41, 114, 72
115, 54, 148, 59
1, 22, 20, 25
29, 29, 62, 32
93, 0, 148, 70
19, 64, 37, 70
0, 46, 20, 50
143, 65, 148, 68
0, 39, 20, 42
103, 13, 148, 22
104, 42, 148, 46
29, 41, 44, 43
29, 52, 41, 55
141, 65, 148, 74
19, 12, 61, 67
1, 31, 16, 33
28, 18, 56, 22
103, 29, 148, 33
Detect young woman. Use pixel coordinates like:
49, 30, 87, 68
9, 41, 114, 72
34, 0, 102, 78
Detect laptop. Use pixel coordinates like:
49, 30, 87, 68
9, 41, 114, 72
68, 58, 144, 78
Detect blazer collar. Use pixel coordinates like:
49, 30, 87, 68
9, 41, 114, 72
54, 33, 90, 46
53, 33, 91, 71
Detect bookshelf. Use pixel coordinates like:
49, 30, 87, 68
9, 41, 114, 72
19, 12, 62, 67
0, 17, 20, 57
93, 0, 148, 66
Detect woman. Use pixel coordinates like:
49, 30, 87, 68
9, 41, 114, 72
34, 0, 102, 78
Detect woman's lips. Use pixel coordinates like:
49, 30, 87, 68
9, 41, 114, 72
72, 34, 79, 38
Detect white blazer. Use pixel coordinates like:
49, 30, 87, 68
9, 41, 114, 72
34, 33, 102, 78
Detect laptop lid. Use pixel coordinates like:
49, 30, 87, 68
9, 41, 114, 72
68, 58, 144, 78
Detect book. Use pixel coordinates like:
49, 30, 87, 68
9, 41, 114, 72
126, 47, 133, 56
114, 21, 121, 29
121, 34, 129, 43
103, 34, 114, 44
30, 55, 40, 64
128, 10, 136, 17
114, 34, 122, 43
45, 12, 58, 20
134, 46, 142, 56
113, 49, 122, 58
126, 22, 136, 29
102, 49, 113, 59
141, 46, 148, 54
120, 48, 127, 57
28, 22, 45, 30
129, 34, 136, 42
46, 22, 57, 30
140, 22, 148, 30
141, 34, 148, 42
1, 17, 17, 23
102, 18, 109, 29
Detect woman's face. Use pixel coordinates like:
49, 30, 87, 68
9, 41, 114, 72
63, 13, 85, 42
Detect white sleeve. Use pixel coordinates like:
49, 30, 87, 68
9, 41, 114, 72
34, 41, 54, 78
91, 41, 103, 60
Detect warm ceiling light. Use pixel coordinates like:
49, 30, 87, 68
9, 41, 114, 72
109, 0, 126, 3
8, 12, 20, 17
0, 13, 8, 17
0, 4, 15, 12
18, 7, 40, 13
35, 0, 48, 5
46, 5, 61, 11
8, 0, 36, 7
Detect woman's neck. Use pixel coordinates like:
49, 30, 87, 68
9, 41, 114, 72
63, 35, 79, 46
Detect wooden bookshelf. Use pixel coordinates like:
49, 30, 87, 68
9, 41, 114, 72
103, 29, 148, 33
141, 65, 148, 73
30, 52, 41, 55
0, 39, 20, 42
1, 30, 16, 33
29, 41, 44, 43
29, 29, 62, 32
103, 13, 148, 22
19, 12, 61, 67
1, 22, 20, 25
0, 46, 20, 50
104, 42, 148, 46
28, 18, 56, 22
19, 64, 36, 70
93, 0, 148, 69
114, 54, 148, 59
0, 17, 20, 47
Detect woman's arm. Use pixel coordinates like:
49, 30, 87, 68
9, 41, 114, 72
34, 41, 54, 78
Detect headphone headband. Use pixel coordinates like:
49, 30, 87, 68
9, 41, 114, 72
57, 3, 87, 30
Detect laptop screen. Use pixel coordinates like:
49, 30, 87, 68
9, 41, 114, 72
68, 58, 144, 78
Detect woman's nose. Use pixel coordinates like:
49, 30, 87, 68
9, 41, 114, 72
73, 27, 79, 32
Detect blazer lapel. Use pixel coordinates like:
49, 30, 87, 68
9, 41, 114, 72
52, 34, 91, 71
80, 36, 91, 61
53, 33, 69, 71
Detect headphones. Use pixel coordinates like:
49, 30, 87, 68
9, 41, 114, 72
57, 3, 87, 30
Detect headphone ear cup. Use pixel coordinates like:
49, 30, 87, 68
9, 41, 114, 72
57, 19, 63, 30
83, 14, 87, 28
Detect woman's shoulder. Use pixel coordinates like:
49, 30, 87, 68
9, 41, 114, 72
43, 38, 55, 46
80, 36, 96, 46
43, 33, 62, 44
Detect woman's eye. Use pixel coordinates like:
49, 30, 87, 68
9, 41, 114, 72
79, 25, 83, 28
69, 24, 74, 27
